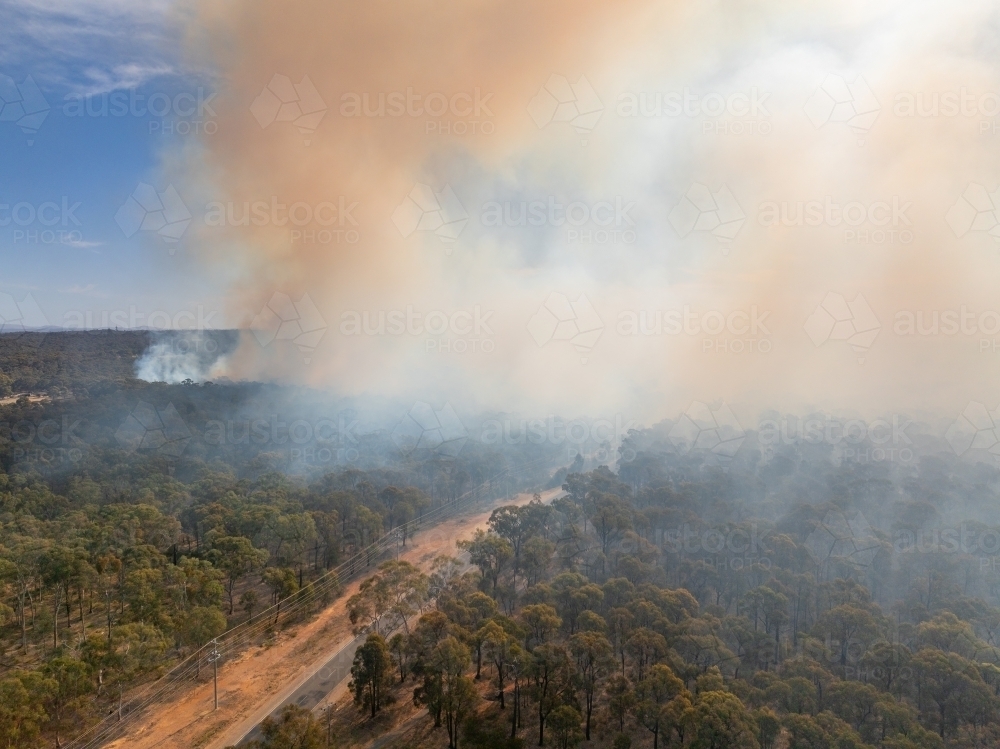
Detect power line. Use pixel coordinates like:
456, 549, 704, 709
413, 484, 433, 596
64, 458, 549, 749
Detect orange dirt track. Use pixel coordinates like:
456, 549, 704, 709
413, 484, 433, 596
104, 488, 559, 749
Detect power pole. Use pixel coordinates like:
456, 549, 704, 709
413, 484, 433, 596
324, 703, 334, 747
208, 639, 221, 710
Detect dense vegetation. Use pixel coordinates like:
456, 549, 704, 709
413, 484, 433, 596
259, 457, 1000, 749
0, 331, 150, 396
0, 332, 543, 748
5, 331, 1000, 749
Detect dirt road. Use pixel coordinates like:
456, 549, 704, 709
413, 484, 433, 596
104, 488, 560, 749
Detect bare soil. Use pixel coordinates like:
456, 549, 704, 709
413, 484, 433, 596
104, 489, 557, 749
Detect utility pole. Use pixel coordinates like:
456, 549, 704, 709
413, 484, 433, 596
324, 703, 334, 747
208, 639, 221, 710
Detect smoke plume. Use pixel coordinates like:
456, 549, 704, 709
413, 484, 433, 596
170, 0, 1000, 429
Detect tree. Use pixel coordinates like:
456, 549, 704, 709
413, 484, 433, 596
782, 712, 866, 749
39, 544, 75, 650
460, 530, 513, 596
101, 623, 170, 719
378, 559, 430, 633
388, 632, 410, 683
210, 536, 269, 615
348, 560, 429, 635
570, 631, 612, 739
859, 641, 911, 694
827, 680, 880, 736
262, 567, 299, 625
632, 664, 686, 749
241, 589, 259, 623
506, 641, 531, 741
686, 690, 760, 749
481, 620, 515, 708
754, 707, 780, 749
606, 673, 635, 732
521, 604, 562, 649
0, 670, 54, 749
911, 647, 994, 738
178, 605, 227, 675
523, 537, 556, 587
812, 604, 878, 668
529, 643, 574, 747
625, 627, 667, 682
444, 677, 479, 749
350, 633, 394, 719
42, 655, 93, 748
457, 591, 498, 678
432, 637, 477, 749
489, 505, 532, 588
590, 495, 632, 556
245, 703, 324, 748
547, 705, 584, 749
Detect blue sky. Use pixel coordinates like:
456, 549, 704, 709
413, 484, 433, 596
0, 0, 224, 330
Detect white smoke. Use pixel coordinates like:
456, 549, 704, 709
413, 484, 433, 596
134, 331, 235, 383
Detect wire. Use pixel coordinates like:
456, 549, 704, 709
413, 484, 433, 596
64, 458, 551, 749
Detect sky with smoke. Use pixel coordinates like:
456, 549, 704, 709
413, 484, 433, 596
4, 0, 1000, 427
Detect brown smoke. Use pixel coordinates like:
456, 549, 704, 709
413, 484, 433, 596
173, 0, 1000, 426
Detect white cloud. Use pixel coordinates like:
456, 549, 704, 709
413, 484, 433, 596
61, 238, 104, 249
71, 63, 175, 97
0, 0, 182, 92
64, 283, 102, 295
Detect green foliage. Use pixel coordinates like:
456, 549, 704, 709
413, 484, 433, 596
350, 633, 394, 719
6, 332, 1000, 749
547, 704, 584, 749
243, 703, 324, 749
